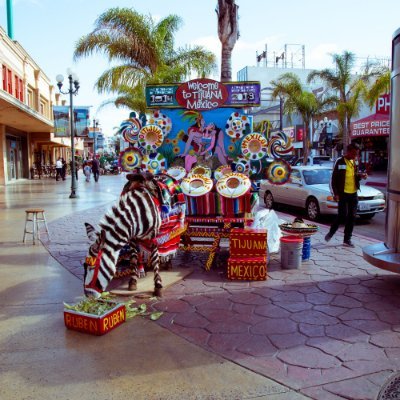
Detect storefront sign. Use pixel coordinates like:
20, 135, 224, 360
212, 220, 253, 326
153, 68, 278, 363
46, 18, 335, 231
146, 80, 260, 109
351, 114, 390, 138
376, 93, 390, 115
283, 126, 295, 139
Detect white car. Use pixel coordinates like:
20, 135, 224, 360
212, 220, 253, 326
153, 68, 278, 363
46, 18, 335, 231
260, 166, 386, 221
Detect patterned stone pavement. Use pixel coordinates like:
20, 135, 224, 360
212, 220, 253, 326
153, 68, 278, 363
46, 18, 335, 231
45, 205, 400, 400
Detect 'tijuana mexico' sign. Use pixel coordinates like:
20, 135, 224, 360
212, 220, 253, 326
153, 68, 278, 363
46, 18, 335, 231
176, 78, 228, 110
146, 80, 260, 109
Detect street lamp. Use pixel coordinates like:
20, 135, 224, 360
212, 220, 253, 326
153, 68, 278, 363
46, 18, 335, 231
93, 118, 99, 158
56, 70, 80, 198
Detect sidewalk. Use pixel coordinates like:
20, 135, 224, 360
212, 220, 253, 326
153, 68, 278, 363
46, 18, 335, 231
364, 171, 387, 189
1, 175, 399, 400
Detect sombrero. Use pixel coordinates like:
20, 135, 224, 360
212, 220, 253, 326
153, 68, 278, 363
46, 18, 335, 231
119, 147, 142, 172
147, 110, 172, 136
225, 112, 250, 139
166, 166, 187, 181
216, 172, 251, 198
241, 133, 268, 160
141, 153, 166, 174
138, 124, 164, 153
181, 174, 213, 197
214, 164, 232, 181
188, 165, 212, 178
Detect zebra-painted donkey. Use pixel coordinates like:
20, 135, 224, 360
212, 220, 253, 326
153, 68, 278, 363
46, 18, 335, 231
83, 172, 185, 298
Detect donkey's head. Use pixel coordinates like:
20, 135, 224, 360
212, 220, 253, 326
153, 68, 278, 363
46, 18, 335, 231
83, 223, 107, 298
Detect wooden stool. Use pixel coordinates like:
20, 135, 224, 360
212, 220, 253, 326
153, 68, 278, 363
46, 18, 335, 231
23, 208, 50, 244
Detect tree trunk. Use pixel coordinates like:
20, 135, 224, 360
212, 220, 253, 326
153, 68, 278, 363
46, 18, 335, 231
221, 46, 233, 82
302, 122, 309, 165
216, 0, 239, 82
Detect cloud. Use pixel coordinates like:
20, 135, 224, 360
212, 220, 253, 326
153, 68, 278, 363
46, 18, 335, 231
308, 44, 340, 69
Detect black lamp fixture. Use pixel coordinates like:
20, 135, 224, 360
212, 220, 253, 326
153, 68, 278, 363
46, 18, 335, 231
55, 69, 80, 198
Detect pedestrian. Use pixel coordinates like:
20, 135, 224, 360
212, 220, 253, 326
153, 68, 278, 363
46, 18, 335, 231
61, 158, 67, 180
91, 157, 100, 182
84, 162, 92, 182
325, 143, 367, 247
55, 157, 63, 181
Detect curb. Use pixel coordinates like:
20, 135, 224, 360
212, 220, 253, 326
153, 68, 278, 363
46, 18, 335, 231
365, 181, 387, 188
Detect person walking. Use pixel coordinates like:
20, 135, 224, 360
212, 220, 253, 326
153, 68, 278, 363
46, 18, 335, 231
83, 162, 92, 182
91, 157, 100, 182
55, 157, 63, 181
325, 143, 367, 247
61, 158, 67, 181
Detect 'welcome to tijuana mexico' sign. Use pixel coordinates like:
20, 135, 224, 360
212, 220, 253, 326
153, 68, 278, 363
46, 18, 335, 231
175, 79, 228, 110
146, 79, 261, 110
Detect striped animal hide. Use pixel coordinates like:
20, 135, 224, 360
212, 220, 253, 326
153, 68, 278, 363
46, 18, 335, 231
83, 185, 162, 298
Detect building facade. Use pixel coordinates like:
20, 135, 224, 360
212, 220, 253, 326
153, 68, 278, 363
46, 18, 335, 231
0, 26, 83, 184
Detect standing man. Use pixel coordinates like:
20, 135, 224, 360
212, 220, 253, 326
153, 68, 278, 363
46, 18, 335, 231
91, 157, 100, 182
325, 143, 367, 247
55, 157, 63, 181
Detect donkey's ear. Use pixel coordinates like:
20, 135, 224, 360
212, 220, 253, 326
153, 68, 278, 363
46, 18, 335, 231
85, 223, 97, 242
99, 230, 106, 247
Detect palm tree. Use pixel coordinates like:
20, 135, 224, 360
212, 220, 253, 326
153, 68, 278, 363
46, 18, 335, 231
74, 8, 217, 111
307, 51, 370, 149
364, 66, 390, 108
271, 73, 336, 164
216, 0, 239, 82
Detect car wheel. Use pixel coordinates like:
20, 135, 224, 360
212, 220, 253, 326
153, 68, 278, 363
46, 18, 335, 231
359, 213, 375, 220
264, 191, 274, 209
306, 197, 320, 221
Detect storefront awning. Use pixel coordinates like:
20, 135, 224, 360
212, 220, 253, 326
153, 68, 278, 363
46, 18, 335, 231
350, 113, 390, 138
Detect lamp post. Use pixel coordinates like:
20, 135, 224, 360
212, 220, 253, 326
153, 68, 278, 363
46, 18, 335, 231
56, 70, 80, 198
93, 118, 99, 158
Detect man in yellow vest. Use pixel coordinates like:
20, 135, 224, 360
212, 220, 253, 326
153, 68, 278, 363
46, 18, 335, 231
325, 143, 367, 247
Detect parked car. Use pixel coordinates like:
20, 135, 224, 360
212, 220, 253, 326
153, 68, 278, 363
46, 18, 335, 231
260, 166, 386, 221
292, 156, 333, 167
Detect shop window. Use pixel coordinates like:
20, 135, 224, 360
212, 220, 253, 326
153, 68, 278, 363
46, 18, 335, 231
2, 65, 6, 91
7, 68, 12, 94
27, 87, 34, 109
14, 75, 19, 98
18, 79, 24, 102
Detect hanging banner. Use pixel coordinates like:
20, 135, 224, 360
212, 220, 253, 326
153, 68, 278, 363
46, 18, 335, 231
53, 106, 70, 137
74, 106, 90, 137
53, 106, 91, 137
146, 80, 260, 109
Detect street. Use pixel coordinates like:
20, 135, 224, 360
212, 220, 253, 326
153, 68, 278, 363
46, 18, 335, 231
273, 203, 386, 241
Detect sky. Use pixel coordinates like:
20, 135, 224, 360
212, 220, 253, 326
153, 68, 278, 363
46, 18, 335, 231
1, 0, 399, 136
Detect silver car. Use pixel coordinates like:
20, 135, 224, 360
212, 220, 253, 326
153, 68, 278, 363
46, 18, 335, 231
260, 166, 386, 221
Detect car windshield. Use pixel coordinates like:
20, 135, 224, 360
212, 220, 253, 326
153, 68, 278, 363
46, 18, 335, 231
302, 169, 332, 185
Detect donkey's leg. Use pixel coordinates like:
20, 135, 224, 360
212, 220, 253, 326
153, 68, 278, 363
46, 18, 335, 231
128, 243, 139, 291
150, 244, 163, 297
